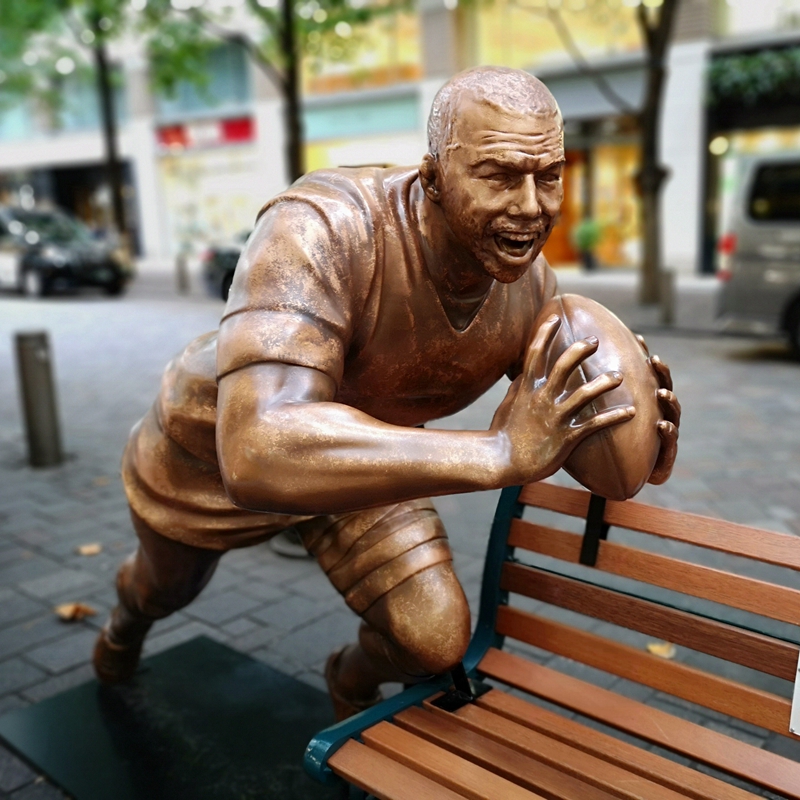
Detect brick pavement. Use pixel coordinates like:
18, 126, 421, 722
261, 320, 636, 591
0, 268, 798, 798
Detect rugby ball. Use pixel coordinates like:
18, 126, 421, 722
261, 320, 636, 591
536, 294, 662, 501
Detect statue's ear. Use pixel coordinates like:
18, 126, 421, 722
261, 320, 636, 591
420, 154, 441, 204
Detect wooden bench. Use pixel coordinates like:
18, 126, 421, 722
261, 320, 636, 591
305, 481, 800, 799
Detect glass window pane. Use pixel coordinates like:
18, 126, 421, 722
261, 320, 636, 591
749, 163, 800, 221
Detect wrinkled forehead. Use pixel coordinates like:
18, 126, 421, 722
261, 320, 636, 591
446, 96, 564, 161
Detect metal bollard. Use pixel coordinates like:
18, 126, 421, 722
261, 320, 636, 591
15, 331, 63, 468
660, 268, 675, 327
175, 252, 190, 295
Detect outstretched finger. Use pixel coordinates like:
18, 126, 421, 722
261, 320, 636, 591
559, 370, 623, 419
571, 405, 635, 443
547, 336, 600, 393
650, 355, 673, 392
657, 388, 681, 427
648, 420, 679, 485
522, 314, 562, 385
635, 333, 650, 357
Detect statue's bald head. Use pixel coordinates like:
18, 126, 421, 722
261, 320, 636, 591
427, 66, 561, 160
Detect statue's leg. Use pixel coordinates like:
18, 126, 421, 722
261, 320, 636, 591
93, 510, 222, 683
297, 500, 470, 720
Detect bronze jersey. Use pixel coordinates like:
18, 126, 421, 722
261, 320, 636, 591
218, 167, 556, 426
124, 166, 557, 547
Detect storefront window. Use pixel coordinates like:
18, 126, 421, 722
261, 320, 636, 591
544, 136, 641, 268
591, 141, 640, 266
58, 70, 127, 132
156, 43, 251, 122
159, 146, 264, 255
0, 102, 32, 142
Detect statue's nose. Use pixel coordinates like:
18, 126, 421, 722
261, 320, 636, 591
508, 175, 540, 218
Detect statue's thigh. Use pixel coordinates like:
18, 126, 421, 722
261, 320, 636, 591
299, 500, 470, 673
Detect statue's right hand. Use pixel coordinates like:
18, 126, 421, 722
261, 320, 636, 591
490, 314, 635, 485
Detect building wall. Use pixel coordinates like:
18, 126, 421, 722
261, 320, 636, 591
0, 1, 787, 274
660, 40, 709, 274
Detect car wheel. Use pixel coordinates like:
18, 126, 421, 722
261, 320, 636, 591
103, 278, 125, 297
220, 272, 234, 302
787, 301, 800, 360
23, 270, 47, 298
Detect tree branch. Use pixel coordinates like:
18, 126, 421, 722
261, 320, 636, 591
652, 0, 680, 59
545, 7, 637, 115
183, 8, 287, 93
636, 5, 656, 52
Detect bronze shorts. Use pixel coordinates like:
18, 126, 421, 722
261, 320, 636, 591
123, 406, 452, 615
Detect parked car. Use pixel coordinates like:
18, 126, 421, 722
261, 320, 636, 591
716, 154, 800, 357
0, 207, 132, 297
201, 231, 250, 301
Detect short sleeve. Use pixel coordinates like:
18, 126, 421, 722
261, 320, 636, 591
216, 193, 373, 387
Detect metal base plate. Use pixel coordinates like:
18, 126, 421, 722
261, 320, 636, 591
0, 636, 340, 800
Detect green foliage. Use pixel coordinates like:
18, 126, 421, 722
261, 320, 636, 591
571, 218, 603, 253
141, 0, 414, 94
144, 17, 217, 97
708, 47, 800, 108
0, 0, 128, 113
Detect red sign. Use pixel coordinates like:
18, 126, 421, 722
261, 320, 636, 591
157, 117, 255, 150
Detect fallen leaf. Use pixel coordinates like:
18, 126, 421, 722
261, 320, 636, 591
646, 641, 676, 659
54, 602, 97, 622
77, 543, 102, 556
93, 476, 110, 487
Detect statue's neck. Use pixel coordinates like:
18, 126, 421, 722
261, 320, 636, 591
417, 196, 494, 331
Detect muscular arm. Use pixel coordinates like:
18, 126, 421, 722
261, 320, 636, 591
217, 363, 505, 515
217, 317, 633, 516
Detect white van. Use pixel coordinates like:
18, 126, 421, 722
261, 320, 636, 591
716, 154, 800, 357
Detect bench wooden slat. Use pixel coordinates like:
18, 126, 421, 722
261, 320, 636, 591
479, 647, 800, 799
496, 605, 795, 735
519, 483, 800, 571
476, 689, 758, 800
327, 738, 469, 800
519, 482, 592, 518
393, 706, 613, 800
361, 721, 539, 800
509, 519, 800, 626
501, 562, 800, 681
419, 701, 696, 800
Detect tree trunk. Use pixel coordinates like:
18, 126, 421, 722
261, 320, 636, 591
281, 0, 304, 183
636, 0, 680, 305
92, 19, 127, 240
638, 175, 664, 304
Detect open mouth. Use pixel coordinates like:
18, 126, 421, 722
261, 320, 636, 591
494, 232, 539, 258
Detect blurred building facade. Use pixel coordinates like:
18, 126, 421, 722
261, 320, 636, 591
1, 0, 799, 273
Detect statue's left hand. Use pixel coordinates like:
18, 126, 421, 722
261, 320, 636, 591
635, 335, 680, 485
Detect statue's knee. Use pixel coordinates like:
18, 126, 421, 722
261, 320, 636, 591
366, 563, 470, 676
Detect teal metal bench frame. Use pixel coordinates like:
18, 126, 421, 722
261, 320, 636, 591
303, 485, 525, 788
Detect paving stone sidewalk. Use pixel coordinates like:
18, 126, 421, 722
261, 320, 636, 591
0, 268, 797, 798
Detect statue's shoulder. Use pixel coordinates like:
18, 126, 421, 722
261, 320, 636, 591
258, 165, 419, 224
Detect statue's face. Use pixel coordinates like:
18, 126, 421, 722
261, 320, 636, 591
436, 96, 564, 283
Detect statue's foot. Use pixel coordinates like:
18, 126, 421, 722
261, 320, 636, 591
325, 646, 383, 722
92, 626, 144, 684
